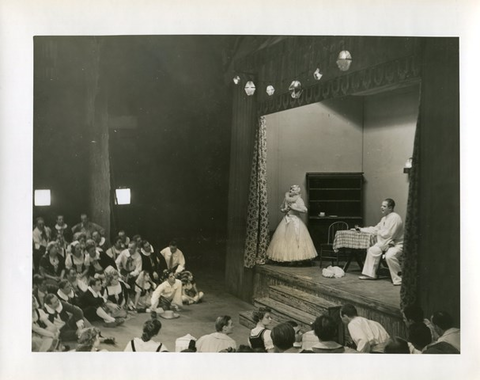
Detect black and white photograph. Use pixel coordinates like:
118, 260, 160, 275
1, 1, 479, 379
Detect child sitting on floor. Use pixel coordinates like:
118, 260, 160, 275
178, 271, 204, 305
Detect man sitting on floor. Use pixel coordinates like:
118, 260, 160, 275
340, 304, 390, 353
196, 315, 237, 352
358, 198, 404, 286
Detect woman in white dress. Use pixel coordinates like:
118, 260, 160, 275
266, 185, 317, 264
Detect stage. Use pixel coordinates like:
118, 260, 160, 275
239, 263, 406, 342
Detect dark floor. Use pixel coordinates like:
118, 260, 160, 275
90, 259, 253, 352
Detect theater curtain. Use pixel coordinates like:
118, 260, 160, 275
244, 116, 270, 268
400, 105, 421, 310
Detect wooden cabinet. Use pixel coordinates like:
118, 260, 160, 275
306, 172, 364, 249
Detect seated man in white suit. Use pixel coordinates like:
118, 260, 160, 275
358, 198, 404, 286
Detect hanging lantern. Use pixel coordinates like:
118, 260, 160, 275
336, 50, 352, 71
233, 75, 241, 85
244, 81, 256, 96
289, 80, 303, 99
313, 68, 323, 81
266, 85, 275, 96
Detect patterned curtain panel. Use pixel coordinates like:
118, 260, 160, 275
400, 105, 421, 310
244, 116, 270, 268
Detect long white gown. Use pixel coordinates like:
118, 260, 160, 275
266, 194, 318, 262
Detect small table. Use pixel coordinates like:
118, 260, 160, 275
333, 230, 377, 272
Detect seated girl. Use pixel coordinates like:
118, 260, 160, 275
249, 307, 274, 352
32, 295, 60, 352
124, 319, 168, 352
134, 270, 156, 312
85, 239, 105, 279
65, 241, 90, 287
103, 267, 129, 318
178, 271, 204, 305
39, 241, 66, 287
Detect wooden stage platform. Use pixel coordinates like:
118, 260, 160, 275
239, 264, 406, 342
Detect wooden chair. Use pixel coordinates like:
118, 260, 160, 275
319, 221, 349, 268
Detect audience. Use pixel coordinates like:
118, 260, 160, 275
31, 216, 460, 356
249, 307, 274, 352
271, 323, 298, 353
124, 319, 168, 352
196, 315, 237, 352
340, 304, 390, 353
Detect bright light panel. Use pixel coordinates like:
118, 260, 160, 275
115, 188, 131, 205
34, 189, 51, 206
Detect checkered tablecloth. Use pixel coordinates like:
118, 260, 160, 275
333, 230, 377, 252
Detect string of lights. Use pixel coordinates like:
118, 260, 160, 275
233, 50, 352, 98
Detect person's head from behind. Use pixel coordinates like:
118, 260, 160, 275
76, 327, 101, 352
384, 336, 410, 353
381, 198, 396, 215
313, 315, 338, 342
408, 322, 432, 351
340, 304, 358, 324
402, 304, 425, 327
169, 240, 178, 253
215, 315, 233, 335
431, 311, 454, 336
252, 307, 272, 327
271, 323, 296, 352
141, 319, 162, 342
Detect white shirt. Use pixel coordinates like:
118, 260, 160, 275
160, 247, 186, 273
361, 212, 404, 250
150, 279, 183, 309
437, 328, 460, 352
123, 338, 169, 352
347, 316, 390, 353
196, 332, 236, 352
115, 249, 142, 277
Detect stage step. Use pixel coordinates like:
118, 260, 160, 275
269, 284, 341, 317
253, 297, 317, 331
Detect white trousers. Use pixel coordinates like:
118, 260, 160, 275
362, 244, 403, 285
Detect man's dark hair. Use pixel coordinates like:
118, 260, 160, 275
340, 304, 358, 318
403, 304, 424, 323
215, 315, 232, 332
141, 319, 162, 342
88, 277, 102, 287
431, 311, 454, 331
384, 198, 396, 209
44, 293, 57, 305
169, 240, 178, 247
58, 279, 70, 290
312, 315, 338, 341
384, 336, 410, 353
271, 323, 295, 351
408, 322, 432, 351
